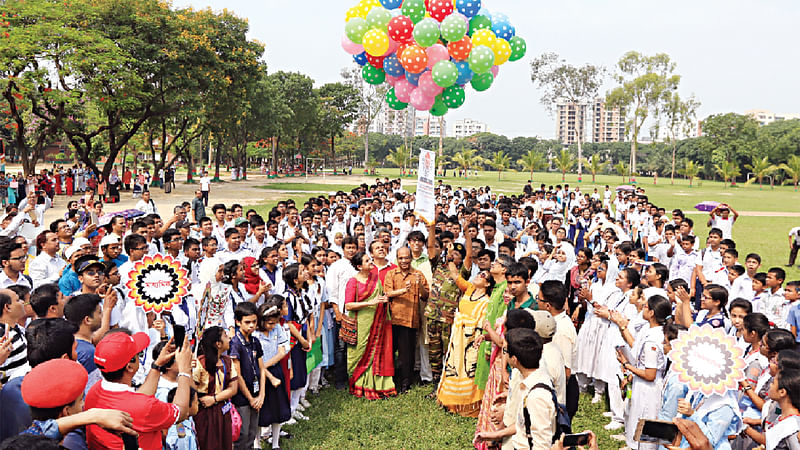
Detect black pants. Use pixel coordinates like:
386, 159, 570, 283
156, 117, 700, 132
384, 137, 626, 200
392, 325, 416, 390
790, 242, 800, 265
332, 321, 348, 388
201, 190, 209, 206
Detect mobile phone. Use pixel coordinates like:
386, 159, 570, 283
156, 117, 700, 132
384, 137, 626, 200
634, 419, 680, 445
173, 325, 186, 349
562, 432, 590, 447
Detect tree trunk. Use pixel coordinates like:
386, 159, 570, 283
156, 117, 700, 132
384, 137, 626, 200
213, 141, 221, 181
271, 137, 278, 175
330, 133, 336, 173
670, 140, 676, 185
363, 131, 369, 172
437, 117, 444, 174
185, 145, 195, 183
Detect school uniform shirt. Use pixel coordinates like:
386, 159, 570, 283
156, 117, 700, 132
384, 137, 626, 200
710, 216, 735, 240
552, 311, 577, 370
0, 270, 31, 289
670, 248, 699, 283
762, 288, 789, 329
700, 248, 724, 283
244, 235, 270, 260
216, 246, 253, 264
539, 341, 566, 404
28, 252, 66, 288
511, 369, 556, 450
786, 302, 800, 342
230, 331, 264, 407
729, 274, 754, 301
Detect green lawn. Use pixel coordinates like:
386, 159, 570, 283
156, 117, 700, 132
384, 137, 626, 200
257, 183, 359, 193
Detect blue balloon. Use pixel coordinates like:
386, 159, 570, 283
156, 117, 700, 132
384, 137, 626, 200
383, 54, 406, 77
455, 61, 473, 85
353, 52, 368, 66
379, 0, 403, 9
492, 20, 515, 41
477, 7, 492, 21
455, 0, 482, 18
492, 12, 509, 23
405, 70, 422, 86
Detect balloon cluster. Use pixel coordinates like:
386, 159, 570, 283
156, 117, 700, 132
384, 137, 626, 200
341, 0, 527, 116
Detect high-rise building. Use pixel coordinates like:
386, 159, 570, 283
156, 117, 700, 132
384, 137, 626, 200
555, 102, 588, 147
745, 109, 800, 126
590, 98, 626, 143
415, 115, 446, 137
380, 106, 416, 137
452, 118, 488, 138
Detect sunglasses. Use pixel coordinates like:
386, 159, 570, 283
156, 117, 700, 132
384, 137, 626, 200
82, 270, 103, 277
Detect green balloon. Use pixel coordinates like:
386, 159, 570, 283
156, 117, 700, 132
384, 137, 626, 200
470, 72, 493, 91
440, 14, 468, 42
345, 17, 369, 44
468, 45, 495, 74
430, 95, 449, 117
385, 88, 408, 111
401, 0, 425, 24
442, 85, 465, 109
413, 18, 440, 48
509, 36, 527, 62
362, 64, 386, 85
432, 60, 458, 88
468, 15, 492, 36
366, 7, 392, 30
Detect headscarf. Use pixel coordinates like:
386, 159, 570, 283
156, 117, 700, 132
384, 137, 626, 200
242, 256, 261, 295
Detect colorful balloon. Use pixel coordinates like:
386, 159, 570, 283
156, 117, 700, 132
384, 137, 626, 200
448, 35, 472, 61
468, 14, 492, 35
382, 38, 399, 57
418, 71, 443, 97
491, 65, 499, 78
440, 13, 468, 42
405, 70, 422, 86
353, 52, 368, 66
492, 38, 511, 65
379, 0, 403, 9
471, 28, 496, 48
366, 7, 392, 29
386, 88, 408, 110
442, 85, 466, 108
363, 28, 390, 56
470, 71, 493, 91
412, 18, 440, 48
455, 0, 481, 18
508, 35, 526, 61
400, 0, 426, 24
454, 60, 473, 85
432, 60, 458, 88
366, 53, 385, 69
385, 74, 400, 86
492, 19, 514, 41
409, 88, 436, 111
362, 64, 386, 85
345, 17, 369, 44
383, 54, 405, 77
427, 0, 454, 22
395, 78, 413, 102
425, 44, 449, 69
468, 44, 494, 74
430, 95, 449, 116
341, 35, 364, 55
399, 44, 428, 73
387, 15, 414, 43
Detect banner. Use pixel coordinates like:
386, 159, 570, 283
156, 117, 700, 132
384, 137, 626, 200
126, 254, 190, 314
415, 148, 436, 223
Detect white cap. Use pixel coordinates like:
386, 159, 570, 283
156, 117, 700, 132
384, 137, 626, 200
65, 245, 81, 260
72, 237, 91, 248
99, 234, 119, 247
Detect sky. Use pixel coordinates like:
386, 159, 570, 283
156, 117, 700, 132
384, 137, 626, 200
172, 0, 800, 138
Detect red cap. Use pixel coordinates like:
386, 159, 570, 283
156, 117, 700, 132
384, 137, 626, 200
22, 359, 87, 408
94, 331, 150, 372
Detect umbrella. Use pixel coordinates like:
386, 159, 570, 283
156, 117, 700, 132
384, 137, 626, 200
615, 185, 636, 192
694, 201, 720, 212
98, 209, 145, 226
668, 325, 746, 396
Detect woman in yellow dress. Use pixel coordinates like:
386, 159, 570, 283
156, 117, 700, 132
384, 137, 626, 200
436, 267, 495, 417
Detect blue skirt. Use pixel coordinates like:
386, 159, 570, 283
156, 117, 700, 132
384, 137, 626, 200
259, 365, 291, 426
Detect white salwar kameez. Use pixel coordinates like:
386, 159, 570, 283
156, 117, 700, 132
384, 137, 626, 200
624, 325, 666, 449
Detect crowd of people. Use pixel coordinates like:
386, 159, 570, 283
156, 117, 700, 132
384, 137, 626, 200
0, 173, 798, 450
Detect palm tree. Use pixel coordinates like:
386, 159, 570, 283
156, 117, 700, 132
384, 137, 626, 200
682, 159, 703, 187
387, 147, 415, 175
613, 161, 629, 183
553, 149, 573, 182
451, 147, 483, 179
518, 149, 547, 182
581, 154, 609, 183
745, 156, 777, 189
714, 160, 741, 188
489, 150, 512, 180
780, 155, 800, 191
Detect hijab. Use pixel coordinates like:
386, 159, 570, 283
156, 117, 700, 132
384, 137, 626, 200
242, 256, 261, 295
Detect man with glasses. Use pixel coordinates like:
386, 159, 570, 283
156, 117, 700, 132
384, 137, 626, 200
0, 288, 30, 382
117, 234, 150, 333
28, 230, 66, 289
162, 229, 184, 260
0, 241, 32, 289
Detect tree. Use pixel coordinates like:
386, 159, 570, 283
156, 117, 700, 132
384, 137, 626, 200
451, 147, 483, 178
267, 72, 318, 174
530, 53, 604, 182
779, 155, 800, 191
553, 149, 574, 182
489, 150, 511, 180
317, 82, 360, 172
340, 67, 387, 170
581, 154, 610, 183
517, 149, 547, 181
699, 113, 759, 169
744, 156, 777, 189
714, 160, 741, 187
613, 161, 629, 183
660, 92, 700, 184
386, 146, 416, 174
606, 52, 680, 177
682, 160, 702, 187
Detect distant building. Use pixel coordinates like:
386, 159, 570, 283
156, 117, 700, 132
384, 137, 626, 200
415, 116, 446, 138
590, 98, 626, 143
381, 106, 416, 137
554, 98, 626, 146
555, 102, 588, 147
452, 118, 488, 138
745, 109, 800, 126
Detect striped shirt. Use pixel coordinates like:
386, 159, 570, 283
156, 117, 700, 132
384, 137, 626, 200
0, 324, 29, 381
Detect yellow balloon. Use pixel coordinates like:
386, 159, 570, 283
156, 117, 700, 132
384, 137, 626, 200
345, 7, 361, 21
471, 29, 497, 49
363, 28, 389, 57
493, 38, 511, 65
356, 5, 369, 18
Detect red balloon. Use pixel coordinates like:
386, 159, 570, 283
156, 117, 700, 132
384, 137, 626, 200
448, 35, 472, 61
366, 54, 385, 69
428, 0, 453, 22
387, 16, 414, 43
400, 44, 428, 74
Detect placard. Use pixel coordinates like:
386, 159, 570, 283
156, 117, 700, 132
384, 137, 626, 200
126, 254, 190, 314
414, 148, 436, 223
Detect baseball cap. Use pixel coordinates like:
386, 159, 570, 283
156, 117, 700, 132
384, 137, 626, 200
22, 359, 87, 408
75, 255, 105, 274
94, 331, 150, 372
99, 234, 120, 248
72, 237, 91, 248
526, 310, 556, 339
235, 218, 248, 226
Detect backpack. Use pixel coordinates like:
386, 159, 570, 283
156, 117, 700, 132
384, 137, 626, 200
523, 383, 571, 447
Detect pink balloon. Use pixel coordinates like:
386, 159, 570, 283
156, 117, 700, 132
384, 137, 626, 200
491, 66, 500, 78
409, 88, 435, 111
418, 71, 443, 97
382, 38, 400, 57
395, 79, 413, 103
426, 44, 449, 70
341, 34, 363, 55
385, 75, 400, 86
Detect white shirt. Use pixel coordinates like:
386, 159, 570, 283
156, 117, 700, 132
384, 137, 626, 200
200, 176, 211, 192
216, 246, 253, 264
28, 252, 66, 288
0, 270, 31, 289
326, 258, 357, 312
729, 274, 754, 302
711, 216, 735, 240
135, 199, 158, 215
552, 311, 577, 370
